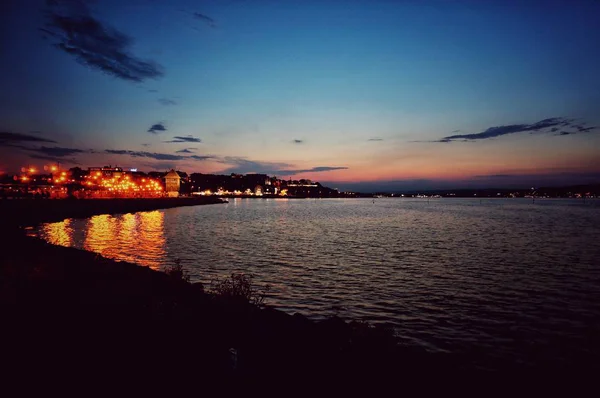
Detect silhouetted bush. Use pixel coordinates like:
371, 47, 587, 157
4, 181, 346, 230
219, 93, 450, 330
164, 259, 190, 283
210, 273, 270, 306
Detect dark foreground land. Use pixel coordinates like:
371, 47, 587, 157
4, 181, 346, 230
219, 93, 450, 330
0, 199, 595, 393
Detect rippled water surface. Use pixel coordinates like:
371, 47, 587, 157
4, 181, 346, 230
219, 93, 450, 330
37, 198, 600, 366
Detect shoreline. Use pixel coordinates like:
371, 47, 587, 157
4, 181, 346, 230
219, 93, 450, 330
0, 197, 439, 387
1, 196, 225, 230
1, 198, 593, 389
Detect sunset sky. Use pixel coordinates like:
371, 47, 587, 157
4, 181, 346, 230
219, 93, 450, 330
1, 0, 599, 190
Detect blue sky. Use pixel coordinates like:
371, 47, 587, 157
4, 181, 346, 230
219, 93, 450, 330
1, 0, 599, 190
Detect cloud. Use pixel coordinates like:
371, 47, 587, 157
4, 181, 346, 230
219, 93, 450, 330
105, 149, 184, 161
368, 138, 383, 141
41, 0, 164, 83
276, 166, 348, 176
436, 117, 598, 143
292, 139, 303, 144
158, 98, 177, 106
175, 148, 195, 153
148, 123, 167, 134
0, 132, 57, 145
192, 12, 216, 28
26, 146, 86, 157
105, 149, 212, 162
164, 135, 202, 143
576, 126, 596, 133
219, 157, 294, 174
219, 157, 347, 176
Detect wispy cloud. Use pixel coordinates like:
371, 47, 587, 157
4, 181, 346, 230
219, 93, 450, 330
192, 12, 216, 28
276, 166, 349, 176
158, 98, 177, 106
190, 155, 213, 161
105, 149, 212, 162
219, 157, 294, 174
148, 123, 167, 134
368, 138, 383, 142
105, 149, 184, 161
26, 146, 86, 157
41, 0, 164, 83
164, 135, 202, 143
175, 148, 195, 153
435, 117, 597, 142
292, 139, 303, 144
219, 157, 347, 176
0, 132, 57, 145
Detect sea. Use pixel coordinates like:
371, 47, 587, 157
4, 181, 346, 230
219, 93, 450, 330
35, 198, 600, 368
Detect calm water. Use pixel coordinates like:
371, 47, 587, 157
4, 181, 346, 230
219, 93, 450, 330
36, 198, 600, 367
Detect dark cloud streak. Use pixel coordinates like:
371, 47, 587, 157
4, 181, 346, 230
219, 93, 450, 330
0, 132, 57, 145
192, 12, 216, 28
105, 149, 212, 162
219, 157, 347, 176
42, 0, 164, 82
164, 135, 202, 143
26, 146, 86, 157
105, 149, 184, 161
436, 117, 597, 142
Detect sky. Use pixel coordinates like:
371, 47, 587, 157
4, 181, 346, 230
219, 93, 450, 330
1, 0, 599, 191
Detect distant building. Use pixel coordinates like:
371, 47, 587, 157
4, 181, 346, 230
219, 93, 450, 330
88, 166, 123, 179
165, 169, 181, 197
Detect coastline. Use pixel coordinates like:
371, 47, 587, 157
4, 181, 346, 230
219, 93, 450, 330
0, 197, 417, 387
1, 196, 225, 229
0, 198, 591, 390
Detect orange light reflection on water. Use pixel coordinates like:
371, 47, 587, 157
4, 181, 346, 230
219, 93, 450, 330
42, 219, 73, 247
36, 211, 168, 270
82, 211, 166, 270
